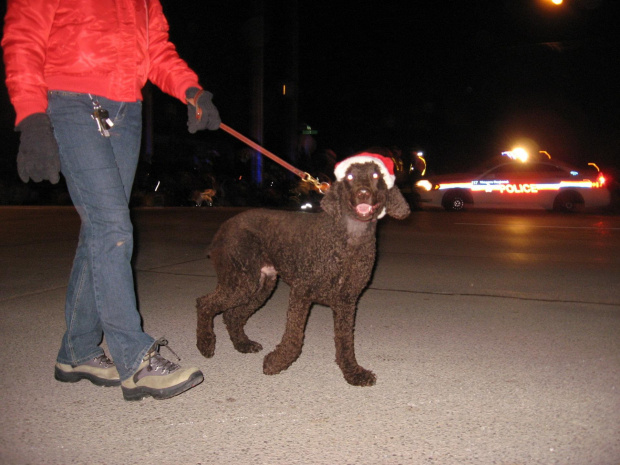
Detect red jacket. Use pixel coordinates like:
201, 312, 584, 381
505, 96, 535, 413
2, 0, 201, 125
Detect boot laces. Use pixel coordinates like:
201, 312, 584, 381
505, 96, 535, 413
146, 338, 181, 374
93, 354, 115, 368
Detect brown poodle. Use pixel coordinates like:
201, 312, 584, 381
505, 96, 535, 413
196, 152, 410, 386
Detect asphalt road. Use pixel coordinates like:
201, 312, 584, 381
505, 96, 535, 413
1, 206, 619, 465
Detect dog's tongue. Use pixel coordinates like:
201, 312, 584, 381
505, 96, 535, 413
356, 203, 372, 215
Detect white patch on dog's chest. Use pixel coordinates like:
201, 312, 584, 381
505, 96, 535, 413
261, 265, 277, 277
345, 217, 374, 245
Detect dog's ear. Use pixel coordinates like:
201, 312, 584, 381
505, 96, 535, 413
320, 181, 343, 218
385, 186, 410, 219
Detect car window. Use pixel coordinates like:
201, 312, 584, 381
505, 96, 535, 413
481, 163, 524, 179
482, 162, 570, 179
533, 163, 570, 175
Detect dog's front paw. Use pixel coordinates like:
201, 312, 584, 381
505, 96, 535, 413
344, 366, 376, 386
233, 340, 263, 354
263, 350, 293, 375
197, 337, 216, 358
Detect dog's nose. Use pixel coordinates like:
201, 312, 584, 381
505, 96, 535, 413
356, 188, 371, 203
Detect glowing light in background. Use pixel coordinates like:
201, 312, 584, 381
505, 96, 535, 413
416, 179, 433, 191
502, 147, 529, 163
416, 152, 427, 176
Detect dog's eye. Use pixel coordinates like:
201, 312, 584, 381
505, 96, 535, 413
346, 174, 354, 181
373, 172, 379, 179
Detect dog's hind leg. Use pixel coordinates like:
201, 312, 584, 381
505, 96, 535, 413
196, 273, 260, 358
196, 286, 234, 358
223, 266, 277, 354
263, 288, 311, 375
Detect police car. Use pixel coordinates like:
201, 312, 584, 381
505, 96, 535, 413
415, 150, 610, 212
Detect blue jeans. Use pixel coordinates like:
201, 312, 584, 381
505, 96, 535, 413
48, 91, 154, 381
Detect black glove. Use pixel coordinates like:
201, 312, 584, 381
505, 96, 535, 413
186, 87, 221, 133
15, 113, 61, 184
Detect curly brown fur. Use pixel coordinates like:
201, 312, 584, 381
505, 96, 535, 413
196, 158, 410, 386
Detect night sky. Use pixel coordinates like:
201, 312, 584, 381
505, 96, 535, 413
1, 0, 619, 186
163, 0, 620, 174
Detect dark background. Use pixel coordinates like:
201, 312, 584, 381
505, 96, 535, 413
1, 0, 619, 205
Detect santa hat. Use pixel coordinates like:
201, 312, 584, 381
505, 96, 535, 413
333, 152, 396, 189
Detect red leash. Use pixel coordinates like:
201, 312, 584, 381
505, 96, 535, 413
219, 123, 329, 193
187, 92, 329, 193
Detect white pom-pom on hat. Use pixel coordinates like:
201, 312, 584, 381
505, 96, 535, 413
333, 152, 396, 189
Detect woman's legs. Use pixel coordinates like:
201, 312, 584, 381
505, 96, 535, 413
49, 92, 153, 381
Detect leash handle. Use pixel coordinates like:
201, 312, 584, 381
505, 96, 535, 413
186, 89, 204, 121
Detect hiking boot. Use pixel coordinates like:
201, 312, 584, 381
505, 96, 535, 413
121, 338, 204, 401
55, 354, 120, 387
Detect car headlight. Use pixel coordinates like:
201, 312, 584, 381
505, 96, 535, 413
416, 179, 433, 192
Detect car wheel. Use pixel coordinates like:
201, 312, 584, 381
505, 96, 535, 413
443, 191, 467, 211
553, 191, 584, 212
